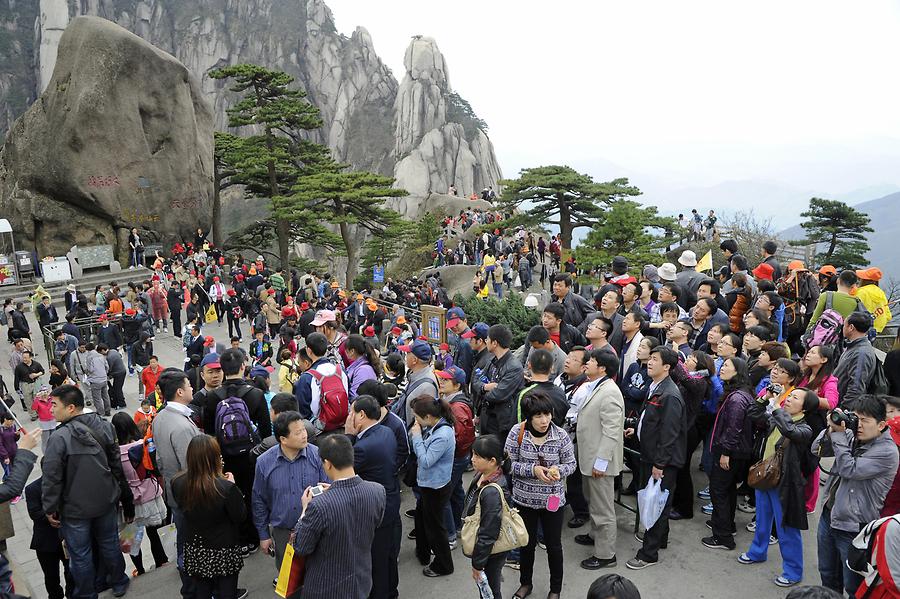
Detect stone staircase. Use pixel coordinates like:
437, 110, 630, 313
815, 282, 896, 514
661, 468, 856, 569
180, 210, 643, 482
0, 267, 153, 310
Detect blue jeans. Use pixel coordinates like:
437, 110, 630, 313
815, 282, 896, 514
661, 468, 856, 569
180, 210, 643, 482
443, 456, 470, 540
60, 511, 128, 599
745, 488, 803, 582
817, 507, 862, 595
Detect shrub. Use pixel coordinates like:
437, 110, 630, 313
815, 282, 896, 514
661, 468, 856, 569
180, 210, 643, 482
452, 292, 540, 350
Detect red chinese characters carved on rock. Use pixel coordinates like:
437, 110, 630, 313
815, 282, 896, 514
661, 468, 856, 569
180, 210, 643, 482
87, 176, 120, 188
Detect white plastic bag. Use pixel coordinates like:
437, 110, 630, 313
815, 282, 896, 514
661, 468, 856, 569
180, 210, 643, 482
637, 476, 669, 531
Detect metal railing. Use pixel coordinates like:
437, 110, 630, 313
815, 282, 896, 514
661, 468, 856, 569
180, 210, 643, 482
41, 313, 123, 364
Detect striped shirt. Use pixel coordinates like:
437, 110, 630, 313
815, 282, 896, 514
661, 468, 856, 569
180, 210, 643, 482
504, 422, 576, 510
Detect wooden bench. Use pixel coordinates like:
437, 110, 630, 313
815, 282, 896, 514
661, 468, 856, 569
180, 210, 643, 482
66, 245, 121, 278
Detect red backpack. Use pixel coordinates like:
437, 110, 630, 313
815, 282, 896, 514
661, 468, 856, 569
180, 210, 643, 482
448, 396, 475, 458
308, 365, 349, 432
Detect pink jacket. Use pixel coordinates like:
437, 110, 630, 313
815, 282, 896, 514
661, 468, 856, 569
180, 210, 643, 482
31, 396, 54, 422
119, 441, 164, 505
799, 374, 840, 410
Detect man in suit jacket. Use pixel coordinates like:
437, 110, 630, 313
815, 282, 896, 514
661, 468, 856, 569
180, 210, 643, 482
294, 434, 386, 599
574, 350, 625, 570
346, 395, 400, 599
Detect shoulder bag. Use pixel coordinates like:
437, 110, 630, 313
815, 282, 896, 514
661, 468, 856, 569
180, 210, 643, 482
748, 438, 788, 490
460, 482, 529, 556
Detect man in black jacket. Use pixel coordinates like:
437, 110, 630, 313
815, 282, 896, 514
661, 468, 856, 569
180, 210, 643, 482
346, 395, 401, 599
471, 325, 523, 439
10, 302, 29, 339
541, 302, 587, 354
95, 314, 123, 350
37, 295, 59, 330
625, 346, 686, 570
552, 274, 593, 329
42, 385, 134, 598
0, 427, 41, 597
204, 348, 272, 554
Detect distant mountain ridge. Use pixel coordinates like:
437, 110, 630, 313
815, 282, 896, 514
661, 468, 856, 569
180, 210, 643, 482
779, 191, 900, 282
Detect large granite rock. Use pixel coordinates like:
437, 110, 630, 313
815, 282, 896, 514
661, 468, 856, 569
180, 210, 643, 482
391, 37, 503, 198
0, 16, 214, 261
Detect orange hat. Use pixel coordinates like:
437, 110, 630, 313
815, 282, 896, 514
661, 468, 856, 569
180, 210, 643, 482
396, 315, 407, 324
818, 265, 837, 276
367, 302, 377, 311
856, 267, 882, 282
787, 260, 805, 271
751, 262, 774, 281
330, 281, 339, 288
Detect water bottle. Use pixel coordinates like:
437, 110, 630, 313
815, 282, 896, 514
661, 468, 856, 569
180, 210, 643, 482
475, 571, 493, 599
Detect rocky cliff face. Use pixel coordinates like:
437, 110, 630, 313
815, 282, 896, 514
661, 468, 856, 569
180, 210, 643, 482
9, 0, 501, 190
0, 16, 214, 260
0, 0, 502, 261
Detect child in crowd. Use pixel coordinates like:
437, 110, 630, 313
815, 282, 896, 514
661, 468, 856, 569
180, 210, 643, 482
437, 343, 454, 371
30, 385, 54, 454
133, 398, 157, 434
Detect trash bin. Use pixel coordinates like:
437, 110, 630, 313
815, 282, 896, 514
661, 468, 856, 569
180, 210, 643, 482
15, 251, 34, 281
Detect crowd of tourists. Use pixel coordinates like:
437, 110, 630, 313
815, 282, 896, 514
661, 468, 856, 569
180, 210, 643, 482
0, 230, 899, 599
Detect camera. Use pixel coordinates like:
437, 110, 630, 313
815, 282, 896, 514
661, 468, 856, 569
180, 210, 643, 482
624, 417, 639, 430
830, 410, 859, 433
766, 382, 784, 396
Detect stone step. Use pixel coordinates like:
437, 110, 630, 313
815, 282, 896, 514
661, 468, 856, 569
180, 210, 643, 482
0, 267, 153, 308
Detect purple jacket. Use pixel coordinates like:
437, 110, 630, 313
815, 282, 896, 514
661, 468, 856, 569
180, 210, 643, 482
346, 356, 377, 401
710, 389, 754, 459
0, 425, 18, 462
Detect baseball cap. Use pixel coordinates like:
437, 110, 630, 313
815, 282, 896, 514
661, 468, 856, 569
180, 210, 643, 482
439, 342, 449, 351
200, 353, 221, 369
363, 326, 376, 337
398, 340, 433, 361
300, 302, 310, 310
856, 267, 883, 282
310, 310, 336, 327
752, 263, 775, 281
97, 314, 108, 322
249, 365, 270, 379
203, 337, 215, 347
435, 365, 466, 385
461, 322, 490, 340
268, 288, 276, 295
227, 289, 236, 296
446, 306, 466, 329
125, 308, 136, 316
818, 265, 837, 276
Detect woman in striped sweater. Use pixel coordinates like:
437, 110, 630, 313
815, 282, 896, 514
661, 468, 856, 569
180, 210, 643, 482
504, 392, 576, 599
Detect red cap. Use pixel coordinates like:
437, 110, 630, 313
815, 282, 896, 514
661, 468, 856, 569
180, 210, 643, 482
236, 274, 244, 281
285, 296, 292, 303
752, 262, 775, 281
364, 326, 376, 337
125, 308, 136, 316
227, 289, 236, 296
300, 302, 310, 310
213, 276, 219, 282
268, 289, 275, 295
439, 342, 449, 351
391, 326, 402, 335
417, 335, 428, 341
219, 257, 225, 265
446, 318, 461, 329
97, 314, 108, 322
166, 273, 174, 279
203, 337, 215, 347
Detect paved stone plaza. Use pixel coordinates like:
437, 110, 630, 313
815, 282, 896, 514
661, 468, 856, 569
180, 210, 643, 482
3, 310, 819, 599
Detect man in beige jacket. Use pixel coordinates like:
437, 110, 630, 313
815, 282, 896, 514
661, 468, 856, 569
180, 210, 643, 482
573, 349, 625, 570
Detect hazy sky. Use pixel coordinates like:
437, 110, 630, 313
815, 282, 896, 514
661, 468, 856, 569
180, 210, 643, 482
327, 0, 900, 218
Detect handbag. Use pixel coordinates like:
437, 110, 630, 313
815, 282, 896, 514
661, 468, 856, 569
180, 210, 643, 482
460, 482, 529, 556
275, 532, 306, 598
748, 439, 788, 490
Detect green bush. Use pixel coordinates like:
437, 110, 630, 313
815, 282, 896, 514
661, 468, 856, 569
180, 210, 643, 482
452, 292, 540, 350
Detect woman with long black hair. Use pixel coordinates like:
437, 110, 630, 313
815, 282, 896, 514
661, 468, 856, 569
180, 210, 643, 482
703, 357, 754, 550
463, 434, 512, 599
344, 334, 380, 401
171, 435, 246, 599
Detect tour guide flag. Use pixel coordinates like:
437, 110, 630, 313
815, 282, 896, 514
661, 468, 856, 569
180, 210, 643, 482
696, 250, 713, 273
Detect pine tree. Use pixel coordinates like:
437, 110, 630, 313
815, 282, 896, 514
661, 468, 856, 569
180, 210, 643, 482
791, 198, 873, 268
574, 200, 675, 270
284, 168, 407, 288
209, 64, 330, 268
498, 166, 640, 249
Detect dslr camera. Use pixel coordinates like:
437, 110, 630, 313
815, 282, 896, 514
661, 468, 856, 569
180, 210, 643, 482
830, 410, 859, 433
624, 416, 639, 430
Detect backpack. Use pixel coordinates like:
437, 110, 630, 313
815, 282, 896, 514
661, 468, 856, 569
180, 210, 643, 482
230, 303, 243, 319
448, 396, 475, 458
868, 357, 890, 395
527, 252, 537, 267
214, 386, 259, 456
308, 365, 349, 432
803, 292, 845, 349
127, 424, 161, 481
848, 515, 900, 596
253, 311, 267, 332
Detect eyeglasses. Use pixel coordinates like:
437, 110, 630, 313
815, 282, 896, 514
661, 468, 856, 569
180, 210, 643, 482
718, 340, 733, 348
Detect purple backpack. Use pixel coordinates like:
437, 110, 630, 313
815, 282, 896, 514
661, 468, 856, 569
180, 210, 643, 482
804, 292, 844, 349
214, 387, 259, 456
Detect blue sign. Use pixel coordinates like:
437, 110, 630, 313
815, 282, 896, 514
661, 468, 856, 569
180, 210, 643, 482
373, 266, 385, 283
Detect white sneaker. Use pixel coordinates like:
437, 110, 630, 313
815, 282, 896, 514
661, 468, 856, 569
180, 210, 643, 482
448, 539, 458, 550
163, 328, 168, 333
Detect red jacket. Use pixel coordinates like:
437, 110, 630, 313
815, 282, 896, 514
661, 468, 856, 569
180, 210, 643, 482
447, 393, 475, 458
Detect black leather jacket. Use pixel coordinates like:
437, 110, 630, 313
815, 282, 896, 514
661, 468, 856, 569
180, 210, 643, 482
463, 472, 511, 569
